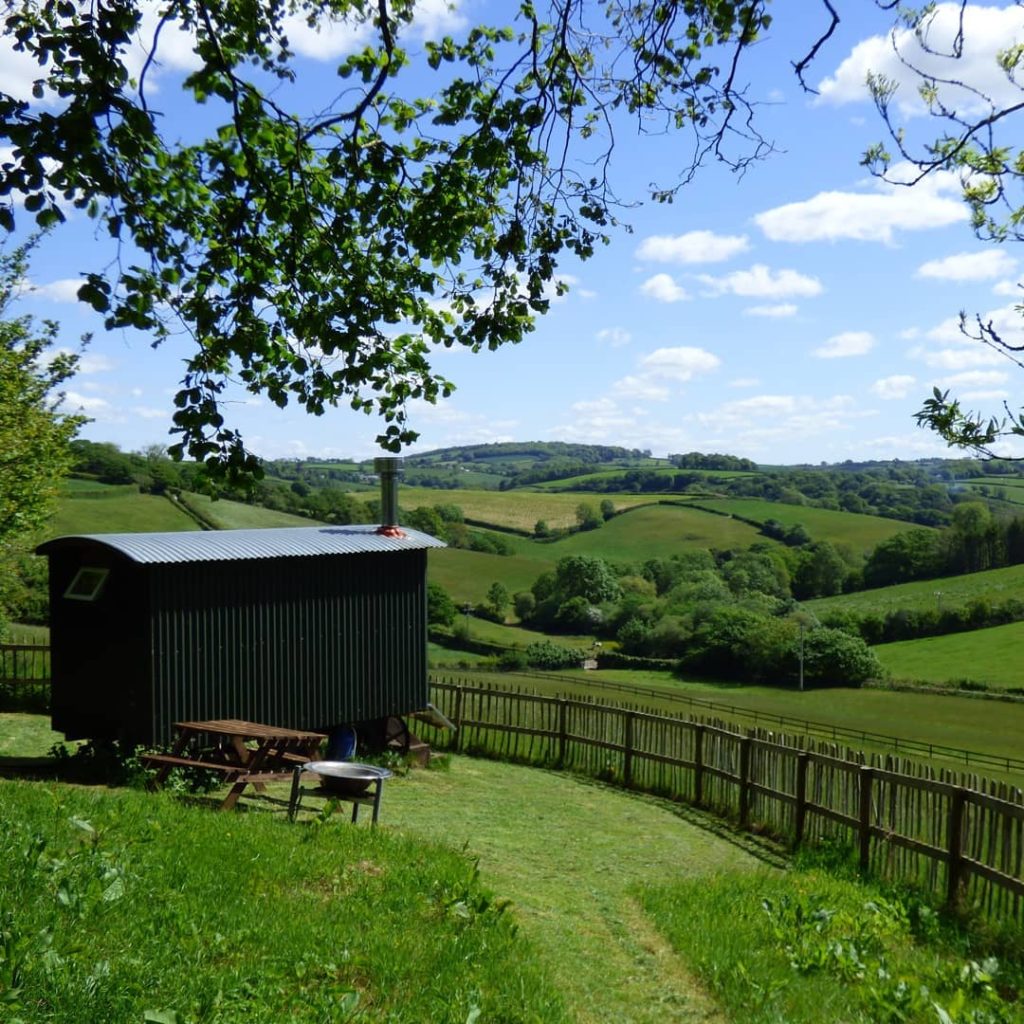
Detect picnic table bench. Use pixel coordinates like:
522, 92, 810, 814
142, 719, 327, 810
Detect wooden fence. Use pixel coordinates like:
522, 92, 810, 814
0, 643, 51, 710
422, 679, 1024, 924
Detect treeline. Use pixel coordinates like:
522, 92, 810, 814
503, 549, 881, 687
864, 503, 1024, 586
668, 451, 758, 471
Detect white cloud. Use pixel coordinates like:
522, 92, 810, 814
993, 279, 1022, 297
937, 369, 1009, 389
63, 391, 112, 413
639, 273, 689, 302
611, 375, 670, 401
282, 0, 465, 60
635, 230, 750, 264
916, 250, 1017, 281
900, 327, 922, 340
29, 278, 82, 303
817, 4, 1024, 117
915, 345, 1007, 370
698, 264, 822, 299
596, 327, 632, 347
871, 374, 917, 399
132, 405, 169, 420
744, 303, 798, 318
814, 331, 876, 359
696, 394, 874, 443
40, 348, 116, 374
755, 166, 967, 243
962, 388, 1010, 401
639, 346, 720, 381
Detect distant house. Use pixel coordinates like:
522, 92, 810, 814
36, 525, 445, 746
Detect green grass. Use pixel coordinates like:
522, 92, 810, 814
49, 492, 200, 536
183, 493, 325, 528
528, 467, 752, 489
0, 712, 62, 756
807, 562, 1024, 617
452, 616, 596, 649
381, 757, 768, 1023
428, 546, 553, 604
555, 503, 770, 561
427, 503, 772, 603
874, 621, 1024, 689
446, 669, 1024, 781
4, 623, 50, 643
0, 775, 569, 1024
641, 859, 1024, 1024
691, 498, 916, 550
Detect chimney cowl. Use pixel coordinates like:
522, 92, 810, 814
373, 456, 405, 536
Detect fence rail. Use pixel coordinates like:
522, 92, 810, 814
0, 643, 51, 712
442, 668, 1024, 777
423, 678, 1024, 925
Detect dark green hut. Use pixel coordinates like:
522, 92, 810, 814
36, 525, 445, 746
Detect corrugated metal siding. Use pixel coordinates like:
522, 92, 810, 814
147, 550, 427, 742
38, 525, 445, 564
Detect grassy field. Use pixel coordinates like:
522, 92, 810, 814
0, 771, 569, 1024
807, 562, 1024, 617
691, 497, 916, 550
552, 503, 770, 561
874, 621, 1024, 689
397, 486, 654, 531
439, 669, 1024, 781
49, 491, 199, 536
428, 546, 553, 603
427, 503, 774, 603
183, 493, 325, 528
528, 467, 753, 490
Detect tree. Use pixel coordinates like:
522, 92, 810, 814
426, 581, 456, 627
485, 581, 510, 620
0, 241, 84, 631
0, 0, 783, 484
575, 503, 602, 532
858, 4, 1024, 457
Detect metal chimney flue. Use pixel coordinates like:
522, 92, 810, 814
373, 456, 405, 537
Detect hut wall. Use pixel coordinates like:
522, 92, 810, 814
47, 551, 151, 742
147, 550, 428, 743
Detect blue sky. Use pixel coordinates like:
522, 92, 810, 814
5, 1, 1024, 465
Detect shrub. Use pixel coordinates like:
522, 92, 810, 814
523, 641, 581, 671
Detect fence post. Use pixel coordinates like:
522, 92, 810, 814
453, 685, 464, 753
557, 699, 568, 768
794, 752, 809, 848
623, 711, 635, 787
859, 766, 875, 872
947, 787, 967, 909
693, 725, 705, 806
738, 735, 752, 827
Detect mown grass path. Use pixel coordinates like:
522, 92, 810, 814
382, 757, 785, 1024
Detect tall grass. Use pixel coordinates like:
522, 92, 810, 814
641, 855, 1024, 1024
0, 780, 567, 1023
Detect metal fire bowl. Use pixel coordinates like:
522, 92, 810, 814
304, 761, 393, 796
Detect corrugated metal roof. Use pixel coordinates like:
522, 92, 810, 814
38, 525, 446, 564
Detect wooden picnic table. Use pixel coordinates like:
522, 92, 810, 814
142, 719, 327, 810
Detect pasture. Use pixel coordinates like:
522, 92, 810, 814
874, 621, 1024, 690
396, 486, 653, 531
426, 503, 774, 603
691, 497, 916, 550
182, 493, 324, 529
434, 668, 1024, 781
807, 562, 1024, 617
50, 489, 199, 536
